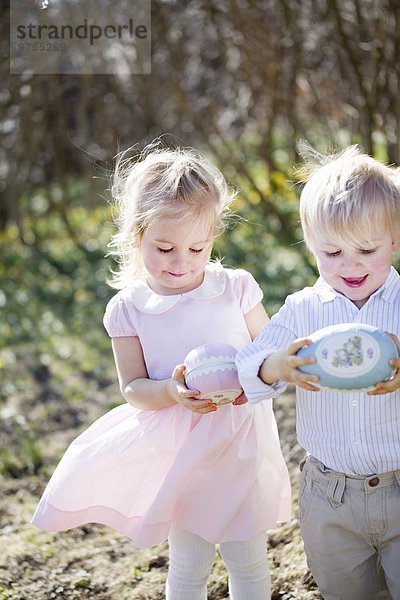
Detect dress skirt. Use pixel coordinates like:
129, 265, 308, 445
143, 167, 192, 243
32, 401, 291, 548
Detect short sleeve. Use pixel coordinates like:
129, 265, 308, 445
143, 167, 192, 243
227, 268, 263, 314
103, 291, 138, 338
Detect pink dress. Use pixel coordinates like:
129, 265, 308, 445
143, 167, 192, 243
32, 264, 291, 548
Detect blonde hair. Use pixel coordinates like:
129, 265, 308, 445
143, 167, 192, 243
107, 143, 236, 288
298, 144, 400, 251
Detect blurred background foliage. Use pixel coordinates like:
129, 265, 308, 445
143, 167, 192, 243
1, 0, 400, 474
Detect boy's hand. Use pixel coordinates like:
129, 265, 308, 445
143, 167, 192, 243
169, 365, 217, 413
367, 333, 400, 395
260, 338, 320, 392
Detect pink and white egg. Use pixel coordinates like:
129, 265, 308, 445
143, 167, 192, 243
184, 343, 242, 405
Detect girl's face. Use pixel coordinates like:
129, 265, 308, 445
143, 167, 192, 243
139, 217, 214, 295
311, 226, 398, 308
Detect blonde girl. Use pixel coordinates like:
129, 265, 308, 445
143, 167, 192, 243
32, 143, 291, 600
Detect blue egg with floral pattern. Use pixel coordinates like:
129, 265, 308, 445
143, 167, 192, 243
297, 323, 398, 391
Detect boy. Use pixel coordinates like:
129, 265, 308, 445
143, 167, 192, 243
236, 146, 400, 600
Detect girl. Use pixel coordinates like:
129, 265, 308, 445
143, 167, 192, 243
32, 144, 291, 599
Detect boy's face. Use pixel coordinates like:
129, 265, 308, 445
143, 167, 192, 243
311, 227, 399, 308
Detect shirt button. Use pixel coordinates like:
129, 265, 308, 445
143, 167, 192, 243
368, 477, 380, 487
352, 400, 358, 406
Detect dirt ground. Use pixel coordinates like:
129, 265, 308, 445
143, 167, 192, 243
0, 383, 322, 599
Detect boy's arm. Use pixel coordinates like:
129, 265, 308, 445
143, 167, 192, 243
259, 339, 319, 391
367, 333, 400, 395
236, 301, 319, 402
236, 307, 297, 403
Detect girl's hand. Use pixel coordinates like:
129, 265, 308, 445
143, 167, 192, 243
260, 338, 320, 392
368, 333, 400, 395
232, 390, 248, 406
169, 365, 217, 413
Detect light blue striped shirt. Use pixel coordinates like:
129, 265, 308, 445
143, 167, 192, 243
236, 267, 400, 476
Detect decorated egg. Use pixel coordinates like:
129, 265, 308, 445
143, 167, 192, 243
184, 343, 242, 405
297, 323, 398, 391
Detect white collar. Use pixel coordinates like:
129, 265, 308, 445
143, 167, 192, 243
128, 262, 226, 314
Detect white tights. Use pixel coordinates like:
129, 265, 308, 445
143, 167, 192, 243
166, 525, 271, 600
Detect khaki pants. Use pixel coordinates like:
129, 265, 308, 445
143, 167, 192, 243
298, 456, 400, 600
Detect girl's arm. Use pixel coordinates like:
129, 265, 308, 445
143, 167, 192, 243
111, 336, 216, 412
232, 302, 270, 406
244, 302, 270, 340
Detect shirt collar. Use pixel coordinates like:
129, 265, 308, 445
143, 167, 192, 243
314, 277, 338, 303
379, 266, 400, 303
314, 266, 400, 304
128, 262, 226, 314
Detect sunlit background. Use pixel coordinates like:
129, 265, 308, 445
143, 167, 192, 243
1, 2, 399, 598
